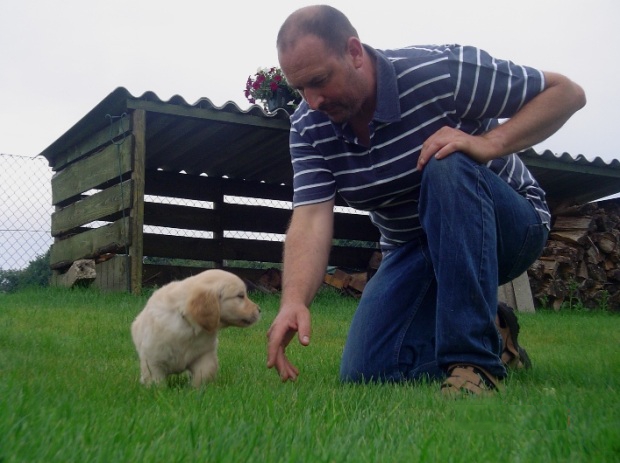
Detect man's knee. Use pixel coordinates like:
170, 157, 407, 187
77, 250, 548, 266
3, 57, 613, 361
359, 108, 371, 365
423, 151, 473, 179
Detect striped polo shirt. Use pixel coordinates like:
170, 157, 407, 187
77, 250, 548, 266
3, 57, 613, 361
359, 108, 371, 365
289, 44, 551, 250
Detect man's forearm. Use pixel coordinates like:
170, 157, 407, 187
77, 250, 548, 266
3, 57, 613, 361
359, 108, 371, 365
483, 71, 586, 157
280, 201, 334, 307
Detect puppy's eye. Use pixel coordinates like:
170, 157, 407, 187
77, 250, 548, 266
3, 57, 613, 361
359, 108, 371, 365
237, 293, 245, 299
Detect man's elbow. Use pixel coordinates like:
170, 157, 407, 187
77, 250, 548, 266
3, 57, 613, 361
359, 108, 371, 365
568, 79, 587, 112
545, 72, 587, 113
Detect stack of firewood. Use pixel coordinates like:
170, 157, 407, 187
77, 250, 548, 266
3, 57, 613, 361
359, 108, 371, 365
527, 199, 620, 311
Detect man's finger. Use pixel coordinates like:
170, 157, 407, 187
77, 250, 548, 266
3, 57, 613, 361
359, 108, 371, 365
297, 315, 311, 346
266, 322, 296, 367
277, 355, 299, 382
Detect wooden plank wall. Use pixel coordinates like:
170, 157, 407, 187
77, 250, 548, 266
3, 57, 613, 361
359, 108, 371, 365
48, 111, 380, 293
141, 170, 380, 285
50, 114, 136, 292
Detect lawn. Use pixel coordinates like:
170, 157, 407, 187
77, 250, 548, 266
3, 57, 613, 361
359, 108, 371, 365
1, 286, 618, 462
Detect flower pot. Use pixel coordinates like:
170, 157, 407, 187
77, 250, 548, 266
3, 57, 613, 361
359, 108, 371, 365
267, 87, 293, 113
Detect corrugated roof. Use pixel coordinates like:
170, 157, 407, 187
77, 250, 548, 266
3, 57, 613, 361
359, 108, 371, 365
39, 87, 620, 206
519, 149, 620, 206
40, 87, 295, 185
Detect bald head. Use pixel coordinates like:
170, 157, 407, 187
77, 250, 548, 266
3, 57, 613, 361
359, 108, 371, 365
277, 5, 359, 57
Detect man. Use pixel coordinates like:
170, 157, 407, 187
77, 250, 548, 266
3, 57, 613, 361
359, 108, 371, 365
266, 5, 585, 395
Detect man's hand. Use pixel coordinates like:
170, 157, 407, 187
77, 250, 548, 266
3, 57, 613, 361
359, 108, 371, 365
417, 126, 498, 171
266, 303, 312, 382
417, 71, 586, 172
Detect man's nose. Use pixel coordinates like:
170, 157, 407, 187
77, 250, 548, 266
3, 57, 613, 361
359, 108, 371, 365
303, 89, 323, 110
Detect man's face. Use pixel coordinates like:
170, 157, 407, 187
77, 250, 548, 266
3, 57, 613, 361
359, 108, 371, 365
279, 35, 364, 123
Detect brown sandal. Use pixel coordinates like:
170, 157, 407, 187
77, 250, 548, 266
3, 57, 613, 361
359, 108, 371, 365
441, 364, 503, 397
496, 302, 532, 369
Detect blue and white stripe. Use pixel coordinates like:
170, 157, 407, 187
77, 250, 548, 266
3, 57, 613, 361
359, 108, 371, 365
289, 44, 550, 249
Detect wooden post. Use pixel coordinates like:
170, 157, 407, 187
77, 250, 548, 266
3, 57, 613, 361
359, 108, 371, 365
498, 272, 535, 313
130, 109, 146, 294
212, 180, 224, 269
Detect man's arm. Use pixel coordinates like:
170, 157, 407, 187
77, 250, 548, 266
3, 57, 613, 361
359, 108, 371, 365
417, 71, 586, 168
266, 199, 335, 381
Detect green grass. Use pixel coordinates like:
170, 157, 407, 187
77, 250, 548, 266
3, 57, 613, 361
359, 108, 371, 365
1, 287, 619, 462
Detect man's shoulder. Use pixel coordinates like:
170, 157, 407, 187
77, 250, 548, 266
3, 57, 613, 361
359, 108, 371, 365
377, 44, 461, 61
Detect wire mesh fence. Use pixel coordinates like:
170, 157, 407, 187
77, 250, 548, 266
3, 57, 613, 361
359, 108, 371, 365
0, 152, 370, 272
0, 154, 54, 270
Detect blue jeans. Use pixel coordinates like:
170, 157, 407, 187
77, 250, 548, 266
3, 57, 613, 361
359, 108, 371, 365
340, 153, 549, 383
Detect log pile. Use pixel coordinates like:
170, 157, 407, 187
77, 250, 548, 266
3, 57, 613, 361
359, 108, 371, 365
324, 268, 369, 298
527, 199, 620, 311
323, 251, 383, 298
248, 252, 382, 297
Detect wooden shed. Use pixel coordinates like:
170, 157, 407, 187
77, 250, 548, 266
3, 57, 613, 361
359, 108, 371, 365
39, 87, 620, 298
39, 87, 380, 293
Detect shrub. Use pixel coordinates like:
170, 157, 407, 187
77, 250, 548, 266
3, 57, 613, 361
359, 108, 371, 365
0, 249, 51, 292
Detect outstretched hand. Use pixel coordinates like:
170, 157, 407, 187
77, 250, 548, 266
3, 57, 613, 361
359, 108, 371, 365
266, 303, 312, 382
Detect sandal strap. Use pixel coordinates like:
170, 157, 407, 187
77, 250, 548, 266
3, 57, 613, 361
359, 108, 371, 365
496, 302, 532, 369
441, 364, 502, 397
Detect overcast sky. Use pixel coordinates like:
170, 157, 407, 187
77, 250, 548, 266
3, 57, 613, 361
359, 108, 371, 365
1, 0, 617, 163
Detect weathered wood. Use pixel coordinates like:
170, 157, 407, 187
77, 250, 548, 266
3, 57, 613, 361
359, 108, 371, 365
54, 259, 96, 288
255, 268, 282, 293
143, 202, 220, 232
324, 269, 352, 290
140, 264, 271, 290
578, 260, 589, 279
142, 200, 379, 243
153, 123, 230, 173
333, 211, 380, 242
328, 245, 379, 270
142, 263, 211, 288
93, 255, 129, 292
145, 169, 294, 203
552, 216, 594, 231
51, 180, 133, 236
130, 109, 146, 295
498, 272, 535, 313
347, 273, 368, 293
585, 245, 604, 264
51, 137, 134, 206
49, 217, 132, 269
142, 234, 223, 263
141, 232, 377, 272
528, 199, 620, 311
593, 231, 618, 254
588, 263, 608, 282
607, 268, 620, 282
536, 257, 559, 277
51, 116, 133, 172
211, 181, 224, 268
323, 269, 367, 298
549, 229, 589, 246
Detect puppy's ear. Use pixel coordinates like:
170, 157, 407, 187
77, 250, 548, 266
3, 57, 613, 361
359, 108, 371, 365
186, 285, 220, 332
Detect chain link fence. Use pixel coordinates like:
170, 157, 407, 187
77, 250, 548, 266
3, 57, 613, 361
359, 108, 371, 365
0, 154, 54, 270
0, 152, 298, 271
0, 153, 368, 271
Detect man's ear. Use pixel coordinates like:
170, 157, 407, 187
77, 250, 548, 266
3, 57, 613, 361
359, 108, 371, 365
186, 286, 220, 332
348, 36, 364, 67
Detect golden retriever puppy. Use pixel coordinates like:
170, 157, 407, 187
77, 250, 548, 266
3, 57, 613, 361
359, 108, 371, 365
131, 269, 260, 387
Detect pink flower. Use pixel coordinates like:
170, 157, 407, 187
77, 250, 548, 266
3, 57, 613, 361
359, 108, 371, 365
243, 66, 301, 111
